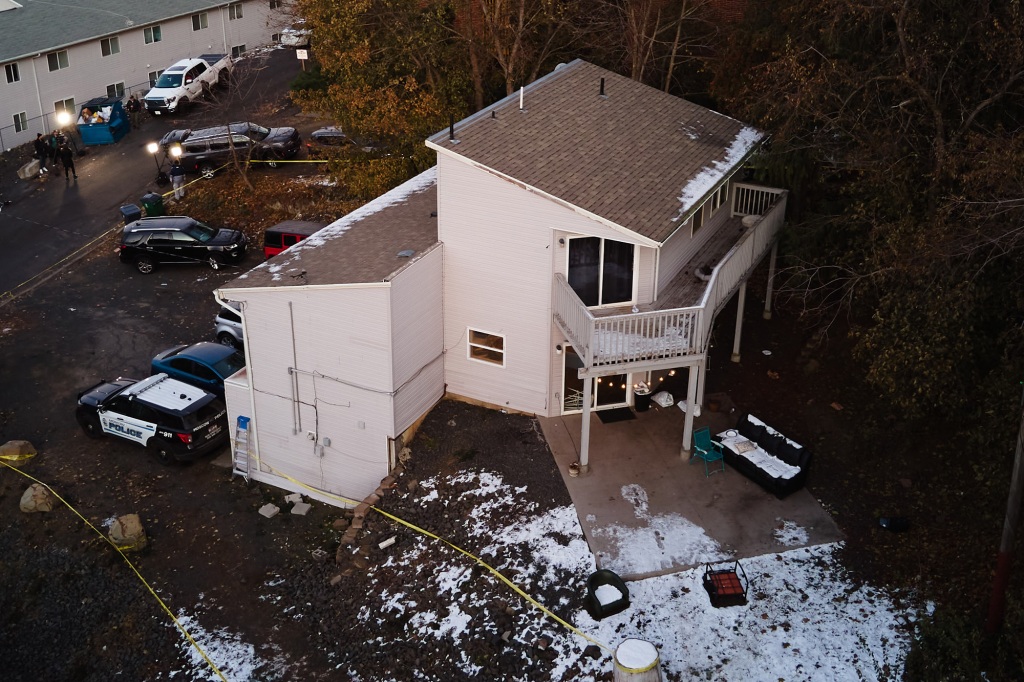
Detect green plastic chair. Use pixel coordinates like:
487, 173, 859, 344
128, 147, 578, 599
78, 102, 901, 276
691, 427, 725, 476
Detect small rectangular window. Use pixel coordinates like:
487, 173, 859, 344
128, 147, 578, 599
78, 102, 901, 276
47, 50, 69, 72
192, 12, 209, 31
144, 26, 162, 44
5, 62, 20, 83
101, 37, 120, 57
13, 111, 28, 133
271, 33, 281, 42
690, 205, 704, 235
54, 98, 75, 115
269, 0, 282, 8
106, 82, 125, 99
468, 329, 505, 367
229, 2, 243, 20
148, 70, 162, 87
230, 44, 247, 59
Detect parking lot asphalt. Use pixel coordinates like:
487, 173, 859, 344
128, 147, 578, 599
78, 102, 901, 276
0, 47, 307, 302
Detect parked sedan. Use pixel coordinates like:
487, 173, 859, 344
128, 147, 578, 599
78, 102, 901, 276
151, 342, 245, 397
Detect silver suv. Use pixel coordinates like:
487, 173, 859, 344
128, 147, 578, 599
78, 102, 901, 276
216, 302, 244, 348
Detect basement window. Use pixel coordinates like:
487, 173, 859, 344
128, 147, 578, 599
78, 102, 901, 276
468, 329, 505, 367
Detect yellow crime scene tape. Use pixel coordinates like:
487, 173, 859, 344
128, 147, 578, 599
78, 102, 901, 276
247, 450, 614, 654
1, 441, 611, 681
0, 456, 228, 681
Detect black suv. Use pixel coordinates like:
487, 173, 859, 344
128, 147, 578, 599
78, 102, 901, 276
76, 374, 228, 464
118, 215, 248, 274
160, 121, 301, 177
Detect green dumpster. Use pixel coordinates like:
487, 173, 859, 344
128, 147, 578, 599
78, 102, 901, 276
140, 192, 164, 217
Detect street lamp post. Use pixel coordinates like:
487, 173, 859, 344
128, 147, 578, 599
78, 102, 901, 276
146, 141, 162, 174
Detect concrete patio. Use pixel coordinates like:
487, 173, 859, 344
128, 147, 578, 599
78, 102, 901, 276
537, 395, 843, 581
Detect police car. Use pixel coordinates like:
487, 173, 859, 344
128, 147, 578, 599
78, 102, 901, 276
76, 373, 229, 464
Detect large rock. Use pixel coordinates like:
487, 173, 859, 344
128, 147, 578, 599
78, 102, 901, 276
1, 440, 37, 462
20, 483, 56, 512
108, 514, 148, 552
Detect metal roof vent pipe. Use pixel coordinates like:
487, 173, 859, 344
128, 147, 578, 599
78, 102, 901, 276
448, 115, 459, 144
519, 86, 526, 112
599, 77, 607, 98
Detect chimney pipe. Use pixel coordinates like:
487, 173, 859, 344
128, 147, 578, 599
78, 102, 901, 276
600, 78, 605, 96
519, 86, 524, 111
449, 115, 455, 142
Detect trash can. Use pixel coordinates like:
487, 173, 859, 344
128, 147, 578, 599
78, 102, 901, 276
634, 389, 651, 412
140, 192, 164, 217
119, 204, 142, 224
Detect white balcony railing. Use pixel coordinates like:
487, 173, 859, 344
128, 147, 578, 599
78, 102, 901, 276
553, 185, 787, 375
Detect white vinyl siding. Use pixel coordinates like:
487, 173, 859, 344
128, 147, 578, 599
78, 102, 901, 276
389, 244, 445, 434
438, 153, 642, 415
657, 179, 736, 292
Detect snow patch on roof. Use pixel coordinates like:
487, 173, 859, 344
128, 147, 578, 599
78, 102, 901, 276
672, 126, 763, 222
234, 167, 437, 282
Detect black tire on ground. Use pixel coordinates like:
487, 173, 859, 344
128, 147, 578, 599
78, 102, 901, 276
218, 332, 239, 348
209, 257, 220, 270
200, 163, 216, 179
135, 256, 156, 274
76, 412, 103, 439
149, 441, 176, 466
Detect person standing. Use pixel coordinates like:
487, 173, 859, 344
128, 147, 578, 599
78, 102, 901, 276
169, 160, 185, 200
58, 143, 77, 179
47, 132, 59, 166
126, 94, 143, 130
33, 134, 49, 174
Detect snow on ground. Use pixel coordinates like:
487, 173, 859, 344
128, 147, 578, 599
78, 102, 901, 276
174, 470, 915, 681
587, 483, 730, 576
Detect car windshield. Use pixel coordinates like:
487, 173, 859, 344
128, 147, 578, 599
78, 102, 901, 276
249, 124, 270, 141
182, 221, 219, 243
155, 73, 183, 89
212, 350, 245, 378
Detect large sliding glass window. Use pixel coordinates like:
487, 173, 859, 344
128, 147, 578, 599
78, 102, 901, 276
567, 237, 634, 307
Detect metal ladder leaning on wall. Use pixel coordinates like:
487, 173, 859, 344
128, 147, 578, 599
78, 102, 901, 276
232, 415, 251, 482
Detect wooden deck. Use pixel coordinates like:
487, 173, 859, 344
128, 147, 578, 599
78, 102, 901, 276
593, 214, 748, 318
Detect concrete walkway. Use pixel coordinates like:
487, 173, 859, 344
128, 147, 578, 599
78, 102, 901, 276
538, 395, 843, 581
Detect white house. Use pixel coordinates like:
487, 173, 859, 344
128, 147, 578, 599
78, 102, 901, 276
0, 0, 289, 150
216, 59, 787, 505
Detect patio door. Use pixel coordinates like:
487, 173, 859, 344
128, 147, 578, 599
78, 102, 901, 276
567, 237, 635, 307
561, 346, 628, 414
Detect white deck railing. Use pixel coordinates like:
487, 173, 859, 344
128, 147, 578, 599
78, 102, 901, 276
552, 185, 787, 374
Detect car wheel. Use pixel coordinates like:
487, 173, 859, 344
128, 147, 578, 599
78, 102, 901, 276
209, 256, 220, 270
200, 163, 216, 180
218, 70, 230, 88
149, 442, 176, 466
76, 412, 103, 439
218, 332, 239, 348
266, 157, 279, 168
135, 256, 156, 274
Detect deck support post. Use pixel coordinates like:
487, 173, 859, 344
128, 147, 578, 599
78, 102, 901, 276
731, 281, 747, 363
695, 357, 707, 411
763, 242, 778, 320
579, 376, 593, 473
680, 365, 699, 460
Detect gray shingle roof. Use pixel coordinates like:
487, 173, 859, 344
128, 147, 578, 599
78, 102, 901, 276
0, 0, 230, 63
426, 60, 764, 245
224, 169, 439, 290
